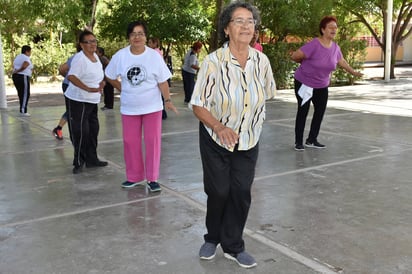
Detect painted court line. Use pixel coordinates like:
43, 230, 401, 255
255, 152, 385, 181
0, 195, 160, 229
246, 229, 342, 274
162, 186, 341, 274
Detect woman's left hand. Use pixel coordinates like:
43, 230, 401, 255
165, 101, 179, 114
98, 81, 106, 93
352, 71, 363, 77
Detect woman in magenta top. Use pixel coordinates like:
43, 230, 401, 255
290, 16, 362, 151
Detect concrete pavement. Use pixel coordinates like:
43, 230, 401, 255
0, 71, 412, 273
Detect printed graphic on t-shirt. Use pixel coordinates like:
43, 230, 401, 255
127, 65, 146, 86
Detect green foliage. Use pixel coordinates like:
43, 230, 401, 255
264, 42, 301, 89
264, 37, 366, 89
335, 0, 412, 78
94, 37, 129, 59
332, 39, 367, 85
332, 8, 367, 85
256, 0, 334, 42
98, 0, 210, 43
30, 41, 76, 81
0, 0, 385, 84
6, 34, 75, 82
2, 44, 12, 76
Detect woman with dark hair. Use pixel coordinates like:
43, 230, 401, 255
64, 30, 107, 174
290, 16, 362, 151
12, 45, 33, 116
182, 41, 202, 103
105, 20, 178, 192
191, 1, 276, 268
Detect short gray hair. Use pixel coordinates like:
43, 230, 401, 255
218, 1, 260, 44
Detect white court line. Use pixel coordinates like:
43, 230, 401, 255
162, 186, 341, 274
0, 195, 160, 229
245, 229, 342, 274
1, 179, 342, 273
255, 152, 385, 181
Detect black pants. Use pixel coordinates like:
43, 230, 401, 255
12, 73, 30, 113
182, 70, 195, 103
294, 79, 328, 145
67, 99, 100, 167
103, 82, 114, 109
161, 96, 167, 119
199, 123, 259, 254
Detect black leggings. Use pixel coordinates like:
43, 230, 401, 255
294, 79, 328, 145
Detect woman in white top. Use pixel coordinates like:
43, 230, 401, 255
65, 30, 107, 174
12, 45, 33, 116
105, 20, 178, 192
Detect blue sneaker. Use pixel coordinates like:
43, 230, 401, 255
147, 181, 161, 192
199, 242, 217, 260
121, 181, 143, 188
224, 251, 257, 268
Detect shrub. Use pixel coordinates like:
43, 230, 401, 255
264, 42, 302, 90
332, 38, 367, 85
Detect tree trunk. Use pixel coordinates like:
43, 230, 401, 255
86, 0, 99, 31
209, 0, 224, 52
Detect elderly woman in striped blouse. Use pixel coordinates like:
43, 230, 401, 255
190, 1, 276, 269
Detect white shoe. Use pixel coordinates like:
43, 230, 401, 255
20, 112, 31, 117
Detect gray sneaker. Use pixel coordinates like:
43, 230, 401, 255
224, 251, 257, 268
199, 242, 217, 260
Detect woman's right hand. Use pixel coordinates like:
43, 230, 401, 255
213, 124, 239, 149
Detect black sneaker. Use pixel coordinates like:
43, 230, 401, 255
224, 251, 257, 268
72, 165, 82, 174
147, 181, 161, 192
294, 144, 305, 151
86, 160, 108, 168
305, 140, 326, 149
121, 181, 143, 188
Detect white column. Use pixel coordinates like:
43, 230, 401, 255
0, 31, 7, 109
384, 0, 393, 82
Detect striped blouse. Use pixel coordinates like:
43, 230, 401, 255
190, 46, 276, 151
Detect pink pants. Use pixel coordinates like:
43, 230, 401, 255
121, 111, 162, 182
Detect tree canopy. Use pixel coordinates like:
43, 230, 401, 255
256, 0, 335, 42
1, 0, 412, 80
336, 0, 412, 78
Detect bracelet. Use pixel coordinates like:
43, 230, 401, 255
165, 99, 172, 103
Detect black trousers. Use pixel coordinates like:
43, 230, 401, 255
103, 81, 114, 109
67, 99, 100, 167
199, 123, 259, 254
182, 70, 195, 103
294, 79, 328, 145
12, 73, 30, 113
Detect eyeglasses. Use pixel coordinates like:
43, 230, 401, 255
82, 39, 98, 44
130, 32, 146, 38
230, 18, 256, 27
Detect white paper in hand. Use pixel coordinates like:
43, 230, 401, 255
298, 84, 313, 106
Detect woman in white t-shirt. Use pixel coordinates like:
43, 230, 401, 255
65, 30, 107, 174
12, 45, 33, 116
105, 20, 178, 192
